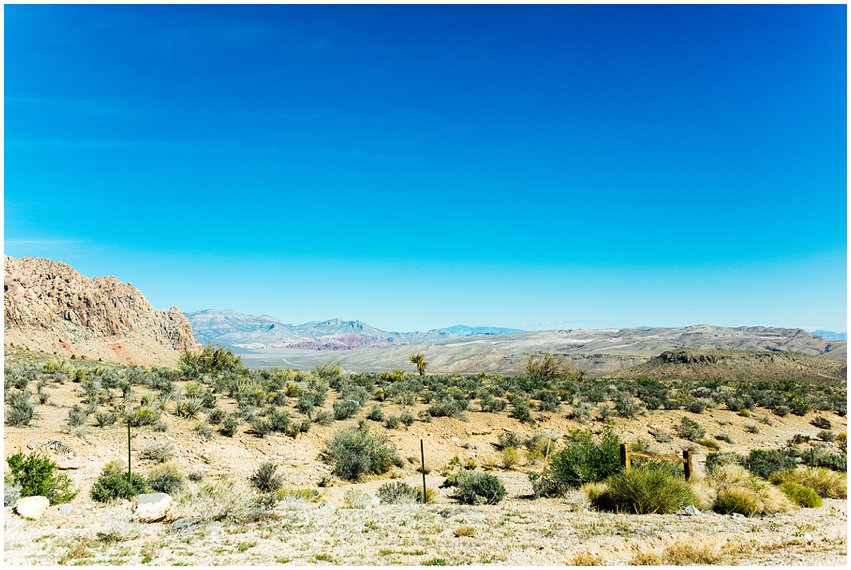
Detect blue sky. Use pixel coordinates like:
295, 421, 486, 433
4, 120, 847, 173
4, 4, 847, 332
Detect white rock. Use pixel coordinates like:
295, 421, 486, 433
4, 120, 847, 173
15, 496, 50, 520
803, 533, 813, 542
134, 493, 172, 522
684, 505, 701, 516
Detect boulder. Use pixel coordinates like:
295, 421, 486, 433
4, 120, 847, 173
15, 496, 50, 520
134, 493, 172, 522
683, 505, 701, 516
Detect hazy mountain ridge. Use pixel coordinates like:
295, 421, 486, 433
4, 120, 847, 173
810, 329, 847, 341
4, 256, 198, 366
240, 324, 846, 376
185, 309, 522, 350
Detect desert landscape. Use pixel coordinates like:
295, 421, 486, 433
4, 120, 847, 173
3, 256, 848, 565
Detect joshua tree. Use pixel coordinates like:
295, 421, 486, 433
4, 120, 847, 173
409, 353, 427, 376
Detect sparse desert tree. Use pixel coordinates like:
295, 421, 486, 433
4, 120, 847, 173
409, 353, 427, 376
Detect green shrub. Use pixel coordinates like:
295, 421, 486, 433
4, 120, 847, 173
778, 481, 821, 508
219, 416, 239, 437
5, 392, 35, 426
325, 423, 401, 481
249, 462, 283, 493
384, 416, 401, 429
333, 399, 360, 420
139, 441, 174, 463
314, 409, 334, 426
90, 472, 149, 502
715, 488, 759, 516
400, 412, 415, 427
745, 449, 797, 479
367, 405, 385, 422
497, 431, 522, 450
147, 464, 185, 494
128, 406, 160, 427
5, 452, 78, 505
675, 417, 705, 442
705, 452, 743, 474
250, 418, 272, 438
811, 416, 832, 429
450, 470, 507, 505
95, 412, 117, 427
711, 464, 793, 516
604, 463, 698, 514
817, 430, 836, 443
531, 428, 621, 497
207, 408, 225, 425
799, 447, 847, 472
376, 481, 420, 504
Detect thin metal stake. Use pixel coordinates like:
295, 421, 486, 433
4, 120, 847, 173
127, 419, 131, 482
420, 439, 427, 504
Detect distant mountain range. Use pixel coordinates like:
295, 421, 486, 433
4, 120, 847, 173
810, 330, 847, 341
184, 309, 521, 351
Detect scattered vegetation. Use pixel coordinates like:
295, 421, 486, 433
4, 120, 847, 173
325, 423, 401, 481
5, 452, 77, 505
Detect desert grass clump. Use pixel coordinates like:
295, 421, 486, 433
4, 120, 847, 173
66, 404, 88, 427
500, 447, 521, 470
769, 467, 846, 499
777, 481, 821, 508
219, 415, 239, 437
454, 525, 477, 537
376, 481, 420, 505
325, 423, 402, 481
711, 464, 793, 516
95, 412, 117, 427
5, 391, 35, 426
147, 463, 186, 494
603, 463, 698, 514
6, 452, 78, 505
569, 552, 603, 566
128, 406, 161, 427
275, 488, 321, 503
175, 478, 263, 523
249, 462, 284, 493
661, 540, 722, 565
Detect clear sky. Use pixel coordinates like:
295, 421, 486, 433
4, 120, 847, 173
4, 4, 847, 332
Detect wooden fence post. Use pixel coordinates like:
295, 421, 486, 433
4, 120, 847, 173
620, 443, 631, 470
683, 449, 692, 481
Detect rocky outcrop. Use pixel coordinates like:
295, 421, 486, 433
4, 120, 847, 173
4, 256, 198, 366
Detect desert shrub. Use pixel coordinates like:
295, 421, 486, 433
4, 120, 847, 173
788, 394, 812, 416
799, 447, 847, 472
649, 426, 672, 444
207, 407, 225, 425
333, 399, 360, 420
711, 464, 793, 516
705, 452, 743, 474
837, 433, 847, 454
147, 464, 185, 494
267, 409, 291, 432
769, 467, 846, 499
497, 431, 521, 450
817, 430, 836, 443
343, 489, 373, 509
715, 433, 734, 444
139, 441, 174, 463
686, 398, 710, 414
745, 449, 797, 479
428, 397, 467, 419
195, 422, 213, 441
613, 392, 641, 418
312, 361, 341, 381
500, 447, 521, 470
367, 405, 385, 422
509, 398, 534, 423
531, 428, 621, 497
811, 416, 832, 429
451, 470, 507, 505
603, 463, 698, 514
479, 392, 506, 413
384, 416, 401, 429
174, 478, 267, 523
219, 415, 239, 437
773, 405, 790, 417
745, 424, 760, 434
128, 406, 160, 427
400, 412, 415, 427
250, 418, 272, 438
325, 423, 401, 481
675, 417, 705, 442
698, 438, 720, 450
95, 412, 117, 427
5, 452, 77, 505
5, 392, 35, 426
275, 488, 321, 502
536, 389, 561, 412
90, 471, 149, 502
778, 481, 821, 507
249, 462, 283, 493
5, 482, 22, 507
314, 409, 334, 426
376, 481, 420, 505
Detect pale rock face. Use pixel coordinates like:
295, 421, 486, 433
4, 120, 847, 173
4, 256, 199, 366
134, 492, 172, 522
15, 496, 50, 519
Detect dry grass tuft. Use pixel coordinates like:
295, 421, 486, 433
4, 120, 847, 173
570, 552, 603, 566
453, 525, 477, 538
662, 540, 722, 565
